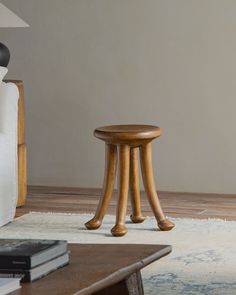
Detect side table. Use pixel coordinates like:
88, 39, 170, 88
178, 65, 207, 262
86, 124, 174, 236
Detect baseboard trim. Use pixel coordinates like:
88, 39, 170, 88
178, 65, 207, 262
28, 185, 236, 198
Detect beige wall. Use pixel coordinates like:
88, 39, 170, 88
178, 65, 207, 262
1, 0, 236, 193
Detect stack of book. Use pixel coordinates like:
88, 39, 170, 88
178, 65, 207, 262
0, 239, 69, 283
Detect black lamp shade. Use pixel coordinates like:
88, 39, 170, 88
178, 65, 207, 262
0, 42, 10, 67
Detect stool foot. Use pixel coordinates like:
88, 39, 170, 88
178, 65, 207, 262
130, 214, 146, 223
158, 219, 175, 231
85, 218, 102, 230
111, 224, 128, 237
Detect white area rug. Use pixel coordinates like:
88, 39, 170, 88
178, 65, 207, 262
1, 212, 236, 295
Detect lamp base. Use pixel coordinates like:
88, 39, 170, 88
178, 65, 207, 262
0, 42, 10, 67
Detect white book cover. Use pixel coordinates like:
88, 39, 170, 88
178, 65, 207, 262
0, 278, 21, 295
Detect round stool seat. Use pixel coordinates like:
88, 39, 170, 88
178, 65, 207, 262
94, 124, 162, 146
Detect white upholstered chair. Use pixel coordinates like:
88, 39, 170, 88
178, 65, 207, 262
0, 66, 20, 226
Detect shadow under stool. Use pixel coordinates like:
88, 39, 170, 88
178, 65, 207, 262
85, 124, 175, 237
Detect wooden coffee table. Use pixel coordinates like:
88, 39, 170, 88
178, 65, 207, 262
10, 244, 172, 295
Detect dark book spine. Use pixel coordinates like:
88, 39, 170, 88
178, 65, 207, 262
0, 257, 31, 269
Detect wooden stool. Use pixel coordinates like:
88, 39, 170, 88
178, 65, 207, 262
85, 125, 175, 237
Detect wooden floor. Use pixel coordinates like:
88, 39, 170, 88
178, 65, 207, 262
15, 186, 236, 221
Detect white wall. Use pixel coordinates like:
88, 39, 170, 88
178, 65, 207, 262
1, 0, 236, 194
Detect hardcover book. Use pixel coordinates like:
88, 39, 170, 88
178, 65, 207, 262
0, 239, 68, 269
0, 252, 69, 282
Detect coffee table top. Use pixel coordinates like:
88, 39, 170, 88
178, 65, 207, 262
10, 244, 172, 295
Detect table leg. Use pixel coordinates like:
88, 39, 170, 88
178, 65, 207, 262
93, 271, 144, 295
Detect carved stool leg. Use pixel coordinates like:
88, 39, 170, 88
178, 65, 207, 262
111, 145, 130, 237
140, 142, 175, 231
85, 144, 117, 230
129, 147, 146, 223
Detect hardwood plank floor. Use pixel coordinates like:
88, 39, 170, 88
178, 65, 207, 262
15, 186, 236, 220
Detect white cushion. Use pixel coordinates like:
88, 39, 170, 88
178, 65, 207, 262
0, 68, 19, 226
0, 66, 8, 84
